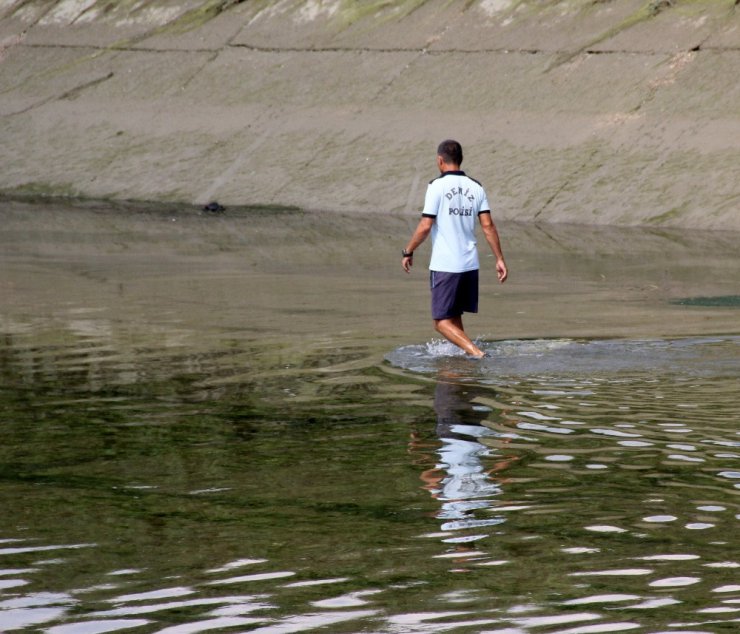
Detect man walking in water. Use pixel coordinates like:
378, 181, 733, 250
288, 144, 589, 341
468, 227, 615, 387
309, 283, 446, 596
401, 140, 508, 358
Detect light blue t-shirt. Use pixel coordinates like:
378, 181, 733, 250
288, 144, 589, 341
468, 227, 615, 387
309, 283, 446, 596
422, 171, 490, 273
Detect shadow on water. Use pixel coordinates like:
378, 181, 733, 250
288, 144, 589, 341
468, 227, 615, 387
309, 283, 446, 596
671, 295, 740, 308
1, 202, 739, 633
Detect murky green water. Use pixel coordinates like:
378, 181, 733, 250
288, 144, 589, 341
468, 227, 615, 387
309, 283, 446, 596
1, 202, 739, 633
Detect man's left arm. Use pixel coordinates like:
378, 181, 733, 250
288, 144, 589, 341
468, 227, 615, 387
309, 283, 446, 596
479, 211, 508, 283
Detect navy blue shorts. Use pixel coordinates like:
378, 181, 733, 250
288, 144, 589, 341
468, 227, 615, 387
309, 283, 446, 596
430, 269, 479, 320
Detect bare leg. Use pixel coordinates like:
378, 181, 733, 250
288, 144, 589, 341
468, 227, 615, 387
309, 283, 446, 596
434, 316, 484, 357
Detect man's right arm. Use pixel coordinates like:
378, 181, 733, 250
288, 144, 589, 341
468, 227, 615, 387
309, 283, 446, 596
402, 216, 434, 273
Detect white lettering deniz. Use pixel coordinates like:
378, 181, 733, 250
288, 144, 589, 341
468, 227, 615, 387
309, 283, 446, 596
444, 186, 475, 202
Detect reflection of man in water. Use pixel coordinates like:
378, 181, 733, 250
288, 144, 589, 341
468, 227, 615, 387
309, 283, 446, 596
418, 375, 518, 532
401, 140, 508, 358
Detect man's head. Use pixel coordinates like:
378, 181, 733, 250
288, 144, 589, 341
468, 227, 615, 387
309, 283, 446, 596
437, 139, 463, 170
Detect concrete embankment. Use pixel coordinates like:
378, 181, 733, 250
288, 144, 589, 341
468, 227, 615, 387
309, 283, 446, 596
0, 0, 738, 229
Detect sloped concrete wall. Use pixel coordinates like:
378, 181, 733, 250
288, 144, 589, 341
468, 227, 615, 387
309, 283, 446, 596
1, 0, 738, 229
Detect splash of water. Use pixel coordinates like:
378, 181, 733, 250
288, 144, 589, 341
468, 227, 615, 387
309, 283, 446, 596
386, 335, 740, 378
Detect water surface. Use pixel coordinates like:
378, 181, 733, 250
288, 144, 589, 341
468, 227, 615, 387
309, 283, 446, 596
1, 202, 738, 633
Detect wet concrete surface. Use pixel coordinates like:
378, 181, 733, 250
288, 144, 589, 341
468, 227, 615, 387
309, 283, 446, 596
0, 0, 738, 230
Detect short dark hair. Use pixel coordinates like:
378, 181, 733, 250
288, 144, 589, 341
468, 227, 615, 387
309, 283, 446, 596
437, 139, 463, 166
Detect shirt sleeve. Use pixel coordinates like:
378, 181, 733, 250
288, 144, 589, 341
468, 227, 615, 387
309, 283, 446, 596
422, 182, 441, 217
478, 188, 490, 214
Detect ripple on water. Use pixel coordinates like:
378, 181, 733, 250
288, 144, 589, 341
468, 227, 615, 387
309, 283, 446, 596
382, 335, 739, 623
1, 329, 738, 634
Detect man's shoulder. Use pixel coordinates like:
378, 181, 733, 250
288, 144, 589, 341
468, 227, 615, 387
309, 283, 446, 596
459, 173, 485, 189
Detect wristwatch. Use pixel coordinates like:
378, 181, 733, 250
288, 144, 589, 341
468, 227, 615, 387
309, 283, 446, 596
402, 249, 413, 258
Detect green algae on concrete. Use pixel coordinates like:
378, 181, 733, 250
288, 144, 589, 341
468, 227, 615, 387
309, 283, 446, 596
3, 181, 85, 199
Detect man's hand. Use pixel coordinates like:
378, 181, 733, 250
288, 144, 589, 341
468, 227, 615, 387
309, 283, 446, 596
402, 255, 413, 273
496, 258, 508, 283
